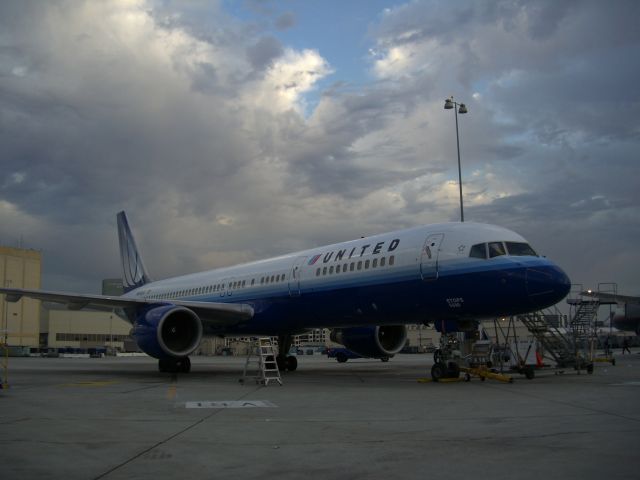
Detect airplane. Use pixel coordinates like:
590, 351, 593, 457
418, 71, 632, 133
0, 211, 571, 378
581, 291, 640, 335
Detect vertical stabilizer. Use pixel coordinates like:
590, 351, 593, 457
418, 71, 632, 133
117, 211, 151, 293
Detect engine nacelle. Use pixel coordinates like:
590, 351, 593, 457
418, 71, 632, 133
330, 325, 407, 358
132, 304, 203, 359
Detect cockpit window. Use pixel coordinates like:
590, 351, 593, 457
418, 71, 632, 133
488, 241, 506, 258
469, 243, 487, 259
505, 242, 537, 256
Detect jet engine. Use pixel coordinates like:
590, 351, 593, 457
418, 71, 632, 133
330, 325, 407, 359
132, 304, 203, 359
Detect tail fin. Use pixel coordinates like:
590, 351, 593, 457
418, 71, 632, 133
117, 211, 151, 293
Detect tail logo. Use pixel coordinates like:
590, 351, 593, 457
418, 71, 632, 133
117, 211, 151, 293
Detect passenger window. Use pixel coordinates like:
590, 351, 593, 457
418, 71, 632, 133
505, 242, 537, 256
329, 266, 334, 274
323, 267, 327, 275
488, 242, 506, 258
357, 261, 362, 270
389, 255, 395, 266
316, 268, 321, 276
372, 258, 378, 268
350, 263, 355, 272
380, 257, 386, 267
469, 243, 487, 259
336, 265, 341, 273
365, 259, 370, 269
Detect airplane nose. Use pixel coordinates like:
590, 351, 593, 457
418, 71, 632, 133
526, 263, 571, 309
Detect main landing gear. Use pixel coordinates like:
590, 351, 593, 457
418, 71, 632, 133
276, 333, 298, 372
158, 357, 191, 373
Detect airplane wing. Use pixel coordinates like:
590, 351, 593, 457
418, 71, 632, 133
0, 287, 254, 326
581, 291, 640, 305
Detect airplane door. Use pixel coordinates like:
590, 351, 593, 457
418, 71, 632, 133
420, 233, 444, 281
224, 278, 234, 297
289, 256, 307, 297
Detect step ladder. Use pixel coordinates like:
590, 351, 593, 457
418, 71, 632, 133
241, 337, 282, 386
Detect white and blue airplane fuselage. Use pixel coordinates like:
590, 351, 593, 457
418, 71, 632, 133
1, 212, 571, 374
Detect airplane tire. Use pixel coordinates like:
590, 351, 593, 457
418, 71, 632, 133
286, 355, 298, 371
431, 362, 446, 382
179, 357, 191, 373
336, 352, 348, 363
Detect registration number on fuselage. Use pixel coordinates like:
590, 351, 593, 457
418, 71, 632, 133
446, 297, 464, 308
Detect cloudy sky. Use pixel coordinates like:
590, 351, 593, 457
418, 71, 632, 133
1, 0, 639, 299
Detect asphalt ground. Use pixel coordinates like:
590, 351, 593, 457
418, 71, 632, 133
1, 351, 639, 480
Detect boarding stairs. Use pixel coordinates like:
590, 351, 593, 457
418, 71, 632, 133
567, 297, 600, 368
241, 337, 282, 386
518, 310, 576, 368
519, 295, 600, 372
569, 299, 599, 342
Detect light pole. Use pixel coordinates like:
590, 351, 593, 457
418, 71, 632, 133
444, 96, 468, 222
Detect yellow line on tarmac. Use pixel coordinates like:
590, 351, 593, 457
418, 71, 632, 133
60, 380, 119, 387
417, 377, 464, 383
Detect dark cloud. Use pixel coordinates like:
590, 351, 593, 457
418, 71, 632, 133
0, 0, 639, 298
246, 36, 284, 70
274, 12, 295, 31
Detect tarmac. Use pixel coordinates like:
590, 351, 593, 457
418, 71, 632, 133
1, 351, 640, 480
